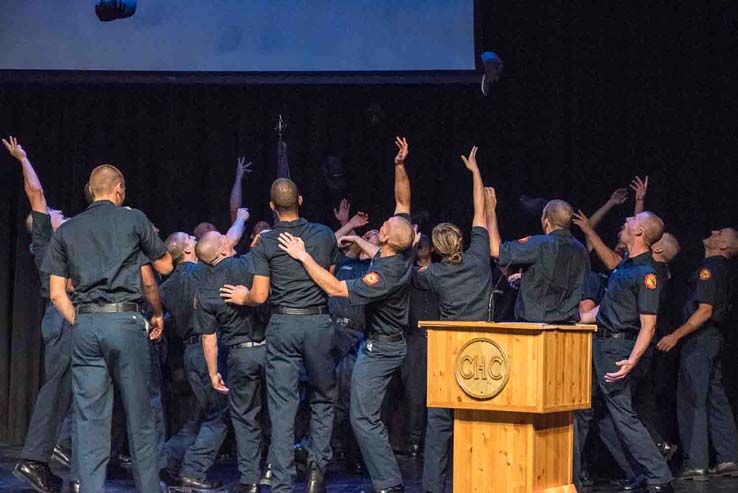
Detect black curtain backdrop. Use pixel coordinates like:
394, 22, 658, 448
1, 1, 737, 443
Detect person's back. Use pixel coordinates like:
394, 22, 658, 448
160, 261, 205, 340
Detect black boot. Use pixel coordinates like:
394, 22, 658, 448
306, 462, 326, 493
13, 460, 62, 493
259, 463, 272, 486
236, 483, 259, 493
375, 486, 405, 493
178, 477, 223, 492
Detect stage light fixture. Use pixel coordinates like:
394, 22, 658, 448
480, 51, 503, 96
95, 0, 137, 22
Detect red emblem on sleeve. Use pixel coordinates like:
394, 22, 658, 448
363, 272, 380, 286
699, 268, 712, 281
518, 236, 532, 243
644, 273, 658, 290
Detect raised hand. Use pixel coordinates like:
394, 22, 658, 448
220, 284, 250, 305
2, 136, 27, 162
338, 235, 360, 247
608, 187, 628, 206
412, 223, 421, 247
572, 210, 594, 234
333, 199, 350, 225
348, 211, 369, 228
484, 187, 497, 211
394, 136, 409, 165
460, 146, 479, 172
236, 156, 253, 178
278, 232, 308, 261
236, 207, 250, 222
630, 176, 648, 202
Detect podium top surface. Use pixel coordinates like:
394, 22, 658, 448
418, 321, 597, 332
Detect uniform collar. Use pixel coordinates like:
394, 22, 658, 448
87, 200, 116, 210
626, 251, 653, 265
276, 217, 308, 228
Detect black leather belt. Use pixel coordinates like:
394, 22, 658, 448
230, 340, 266, 349
595, 329, 637, 341
184, 335, 200, 346
367, 332, 405, 343
272, 305, 329, 315
76, 302, 139, 315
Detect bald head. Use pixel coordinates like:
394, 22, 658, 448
270, 178, 300, 214
193, 222, 217, 240
89, 164, 125, 202
166, 232, 194, 264
542, 199, 574, 231
385, 216, 415, 253
638, 212, 664, 247
651, 232, 680, 263
705, 227, 738, 258
196, 231, 226, 265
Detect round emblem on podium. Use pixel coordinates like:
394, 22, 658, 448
454, 338, 510, 400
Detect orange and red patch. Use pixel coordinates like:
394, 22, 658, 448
699, 268, 712, 281
644, 273, 658, 290
363, 272, 380, 286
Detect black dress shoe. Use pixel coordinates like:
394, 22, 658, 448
677, 467, 708, 481
647, 484, 674, 493
178, 477, 223, 491
69, 480, 79, 493
306, 463, 326, 493
13, 460, 63, 493
709, 461, 738, 477
616, 476, 647, 493
259, 463, 272, 486
375, 486, 405, 493
117, 453, 133, 469
236, 483, 259, 493
159, 468, 179, 486
51, 445, 72, 469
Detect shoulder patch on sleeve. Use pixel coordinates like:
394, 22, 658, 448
644, 273, 658, 290
699, 268, 712, 281
518, 236, 532, 244
363, 272, 380, 286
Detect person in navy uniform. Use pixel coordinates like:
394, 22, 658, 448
581, 211, 673, 493
413, 147, 492, 493
657, 227, 738, 480
278, 137, 415, 493
193, 231, 267, 493
219, 178, 339, 493
158, 232, 228, 491
42, 164, 174, 493
488, 195, 590, 324
5, 136, 71, 493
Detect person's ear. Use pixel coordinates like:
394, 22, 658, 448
298, 195, 304, 207
269, 201, 276, 212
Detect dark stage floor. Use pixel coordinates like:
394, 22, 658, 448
2, 444, 738, 492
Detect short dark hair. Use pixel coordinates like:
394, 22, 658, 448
270, 178, 300, 213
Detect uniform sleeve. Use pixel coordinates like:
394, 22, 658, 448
692, 266, 719, 306
498, 236, 543, 266
637, 269, 662, 315
581, 272, 605, 303
250, 238, 270, 277
395, 212, 412, 222
328, 232, 341, 267
230, 256, 255, 288
193, 291, 218, 335
411, 266, 433, 291
467, 226, 490, 260
134, 211, 167, 261
41, 230, 69, 278
31, 211, 53, 253
347, 268, 392, 306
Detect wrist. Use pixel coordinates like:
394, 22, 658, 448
636, 198, 645, 202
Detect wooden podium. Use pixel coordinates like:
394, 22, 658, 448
419, 321, 596, 493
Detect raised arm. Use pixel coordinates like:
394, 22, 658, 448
278, 233, 349, 297
485, 187, 501, 258
585, 187, 628, 251
334, 212, 369, 241
393, 136, 411, 215
338, 234, 380, 259
460, 146, 486, 228
572, 210, 622, 270
3, 136, 47, 213
225, 207, 250, 248
229, 156, 253, 223
630, 176, 648, 215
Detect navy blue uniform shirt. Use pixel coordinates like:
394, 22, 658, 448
329, 254, 372, 329
42, 200, 167, 304
194, 253, 265, 345
413, 227, 492, 322
159, 261, 206, 339
596, 251, 662, 334
30, 211, 54, 299
683, 256, 735, 326
498, 228, 590, 323
251, 218, 339, 308
582, 271, 608, 305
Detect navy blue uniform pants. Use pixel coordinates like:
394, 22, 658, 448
266, 314, 336, 493
332, 339, 360, 459
22, 304, 72, 464
422, 407, 453, 493
677, 329, 738, 469
350, 338, 407, 490
593, 338, 672, 485
72, 312, 160, 493
228, 343, 267, 484
166, 342, 228, 480
401, 334, 428, 447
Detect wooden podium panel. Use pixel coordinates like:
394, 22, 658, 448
420, 321, 595, 493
